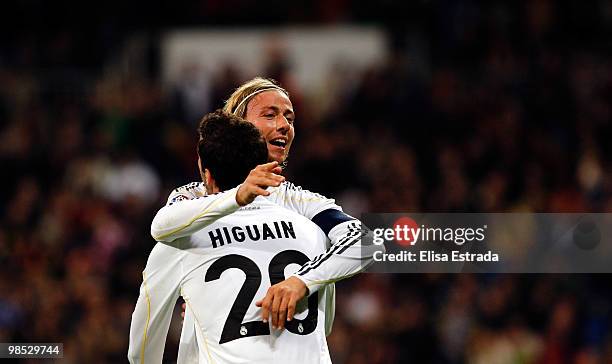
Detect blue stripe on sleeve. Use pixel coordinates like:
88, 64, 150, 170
311, 209, 355, 236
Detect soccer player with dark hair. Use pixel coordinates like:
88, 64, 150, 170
195, 110, 270, 191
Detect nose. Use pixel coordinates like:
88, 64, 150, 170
276, 116, 290, 133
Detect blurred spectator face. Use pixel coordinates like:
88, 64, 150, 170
244, 90, 295, 163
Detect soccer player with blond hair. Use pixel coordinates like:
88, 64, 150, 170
135, 78, 379, 362
129, 111, 378, 363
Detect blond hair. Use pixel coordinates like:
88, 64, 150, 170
223, 77, 289, 118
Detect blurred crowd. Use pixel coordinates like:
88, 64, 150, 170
1, 0, 612, 363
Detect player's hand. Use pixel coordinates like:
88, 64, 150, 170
255, 276, 308, 330
236, 161, 284, 206
181, 302, 186, 321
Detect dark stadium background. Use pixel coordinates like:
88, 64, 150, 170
1, 1, 612, 362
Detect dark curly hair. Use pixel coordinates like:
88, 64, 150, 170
197, 110, 268, 191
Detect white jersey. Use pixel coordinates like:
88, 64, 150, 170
129, 181, 382, 363
129, 199, 333, 364
151, 181, 375, 295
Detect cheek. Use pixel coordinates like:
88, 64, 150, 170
288, 127, 295, 145
260, 123, 278, 137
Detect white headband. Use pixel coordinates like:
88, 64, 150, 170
232, 86, 285, 115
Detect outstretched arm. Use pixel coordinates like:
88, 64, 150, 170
151, 162, 285, 244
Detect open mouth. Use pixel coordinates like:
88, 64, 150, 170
269, 138, 287, 148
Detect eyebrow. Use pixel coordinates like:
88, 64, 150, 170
260, 106, 295, 115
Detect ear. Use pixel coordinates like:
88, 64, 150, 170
204, 168, 212, 187
204, 169, 219, 194
198, 157, 205, 181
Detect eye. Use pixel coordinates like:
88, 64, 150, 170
284, 112, 295, 124
264, 113, 275, 119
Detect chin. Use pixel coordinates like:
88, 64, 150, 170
269, 154, 284, 163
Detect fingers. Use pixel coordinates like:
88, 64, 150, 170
277, 295, 289, 329
259, 292, 273, 323
286, 295, 297, 322
270, 291, 283, 329
264, 171, 285, 182
258, 288, 288, 329
237, 176, 279, 206
258, 278, 307, 329
250, 173, 284, 188
256, 161, 279, 171
237, 161, 286, 205
251, 186, 271, 198
252, 162, 284, 185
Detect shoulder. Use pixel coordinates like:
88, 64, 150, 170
166, 182, 206, 205
281, 181, 303, 192
273, 181, 328, 199
255, 198, 325, 231
172, 182, 206, 196
266, 180, 342, 219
